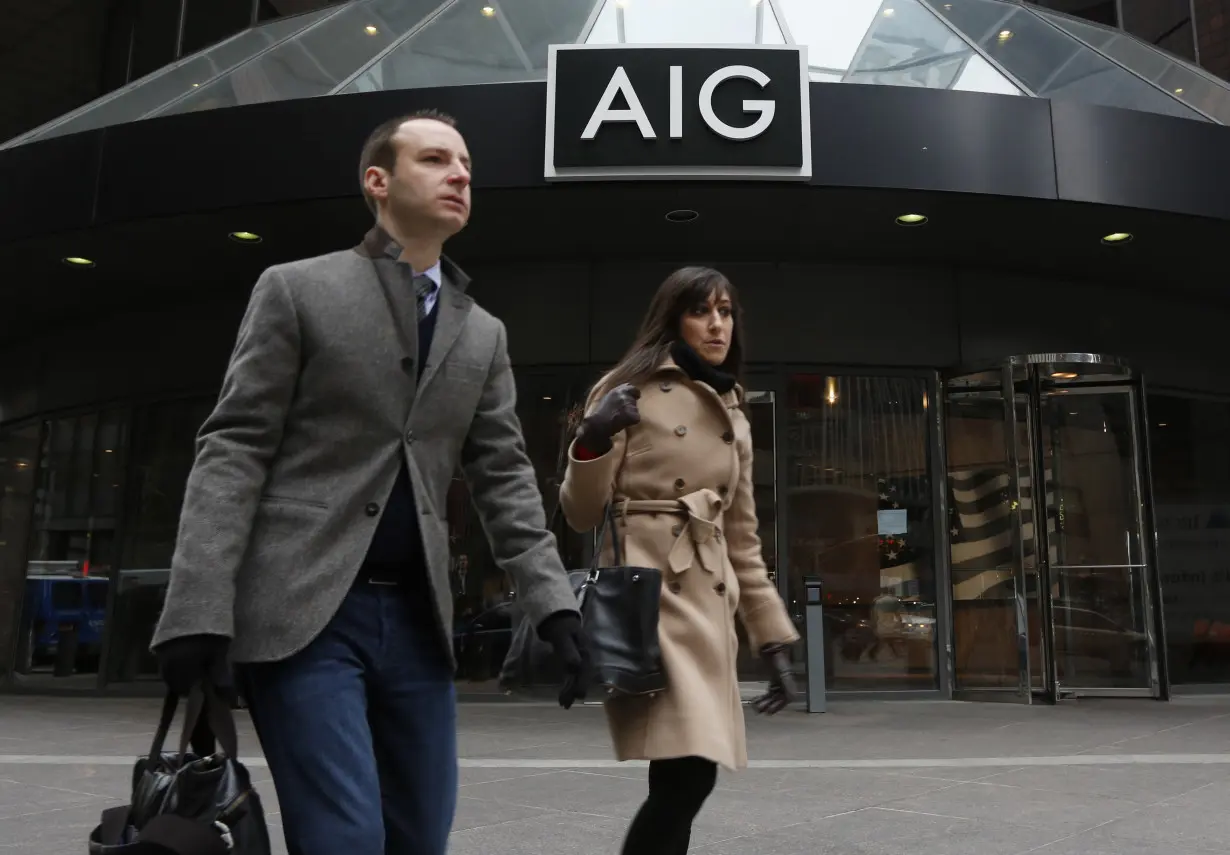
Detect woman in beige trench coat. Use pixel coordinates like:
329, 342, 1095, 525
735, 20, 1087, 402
559, 266, 800, 855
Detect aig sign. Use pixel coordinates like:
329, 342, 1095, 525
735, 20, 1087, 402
544, 44, 811, 181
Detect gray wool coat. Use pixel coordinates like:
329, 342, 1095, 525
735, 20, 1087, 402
150, 226, 579, 667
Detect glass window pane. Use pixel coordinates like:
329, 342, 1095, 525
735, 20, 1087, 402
775, 0, 884, 75
452, 374, 587, 693
620, 0, 758, 44
584, 0, 620, 43
340, 0, 538, 96
1, 424, 41, 681
846, 0, 973, 89
1148, 393, 1230, 686
106, 397, 214, 684
159, 0, 444, 115
786, 374, 939, 691
935, 0, 1205, 120
1037, 10, 1230, 123
952, 53, 1024, 94
500, 0, 601, 69
27, 10, 335, 144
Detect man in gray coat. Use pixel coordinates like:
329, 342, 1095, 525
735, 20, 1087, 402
150, 109, 586, 855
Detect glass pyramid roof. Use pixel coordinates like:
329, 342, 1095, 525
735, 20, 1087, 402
5, 0, 1230, 151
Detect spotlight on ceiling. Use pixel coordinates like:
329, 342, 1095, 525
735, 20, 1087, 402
481, 5, 495, 16
1101, 232, 1133, 245
364, 25, 378, 35
895, 213, 928, 226
229, 231, 263, 244
62, 256, 95, 267
665, 209, 700, 223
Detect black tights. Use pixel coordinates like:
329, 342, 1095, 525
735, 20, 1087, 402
620, 756, 718, 855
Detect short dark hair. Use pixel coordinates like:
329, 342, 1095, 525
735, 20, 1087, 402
358, 108, 459, 216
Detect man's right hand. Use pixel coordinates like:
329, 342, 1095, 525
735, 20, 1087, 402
575, 383, 642, 455
155, 634, 232, 697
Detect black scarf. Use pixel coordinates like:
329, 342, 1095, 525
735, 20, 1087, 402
670, 340, 737, 395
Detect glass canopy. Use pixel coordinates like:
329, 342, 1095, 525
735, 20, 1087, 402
5, 0, 1229, 150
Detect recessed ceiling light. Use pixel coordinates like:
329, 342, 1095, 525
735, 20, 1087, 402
1174, 87, 1184, 94
998, 29, 1013, 41
481, 5, 495, 16
1051, 372, 1078, 379
1101, 231, 1132, 245
665, 209, 699, 223
365, 25, 378, 35
229, 231, 263, 243
62, 256, 95, 267
895, 213, 928, 226
883, 7, 896, 15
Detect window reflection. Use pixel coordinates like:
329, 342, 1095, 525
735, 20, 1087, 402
587, 0, 784, 45
785, 374, 938, 691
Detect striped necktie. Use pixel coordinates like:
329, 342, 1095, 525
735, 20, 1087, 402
413, 274, 435, 321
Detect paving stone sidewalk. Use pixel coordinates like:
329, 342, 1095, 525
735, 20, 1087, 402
3, 694, 1229, 854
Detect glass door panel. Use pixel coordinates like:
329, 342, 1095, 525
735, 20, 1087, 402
944, 379, 1032, 700
943, 356, 1163, 702
1039, 387, 1154, 691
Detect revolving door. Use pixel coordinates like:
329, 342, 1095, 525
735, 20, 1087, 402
943, 355, 1165, 702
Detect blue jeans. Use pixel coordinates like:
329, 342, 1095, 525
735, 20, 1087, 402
238, 583, 457, 855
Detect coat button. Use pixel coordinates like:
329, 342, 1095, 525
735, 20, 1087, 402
674, 425, 688, 437
671, 524, 683, 537
405, 430, 416, 443
660, 381, 672, 392
722, 430, 734, 443
674, 478, 685, 490
715, 582, 727, 594
365, 502, 380, 517
668, 581, 682, 593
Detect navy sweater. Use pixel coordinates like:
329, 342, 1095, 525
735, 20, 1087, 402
360, 302, 439, 588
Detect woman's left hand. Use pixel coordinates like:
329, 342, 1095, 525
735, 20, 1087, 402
752, 644, 798, 715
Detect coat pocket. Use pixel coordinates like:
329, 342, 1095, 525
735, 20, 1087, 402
259, 494, 329, 510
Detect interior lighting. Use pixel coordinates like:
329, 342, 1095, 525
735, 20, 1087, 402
365, 25, 378, 35
1051, 372, 1078, 379
998, 29, 1013, 42
229, 231, 263, 243
1101, 231, 1132, 245
62, 256, 95, 267
883, 7, 896, 15
481, 5, 495, 16
895, 213, 928, 226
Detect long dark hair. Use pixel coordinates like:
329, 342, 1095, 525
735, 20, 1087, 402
589, 265, 747, 405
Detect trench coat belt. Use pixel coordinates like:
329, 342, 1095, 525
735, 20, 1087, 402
613, 489, 725, 576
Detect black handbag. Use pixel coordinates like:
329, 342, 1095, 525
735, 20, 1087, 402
500, 502, 667, 699
87, 682, 273, 855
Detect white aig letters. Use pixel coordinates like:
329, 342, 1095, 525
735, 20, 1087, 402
582, 64, 776, 142
545, 44, 811, 181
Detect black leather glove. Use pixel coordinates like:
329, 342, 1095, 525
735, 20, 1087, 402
752, 643, 798, 715
538, 611, 590, 710
575, 384, 641, 455
155, 634, 233, 698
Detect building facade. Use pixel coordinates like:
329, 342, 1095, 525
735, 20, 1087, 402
2, 0, 1230, 703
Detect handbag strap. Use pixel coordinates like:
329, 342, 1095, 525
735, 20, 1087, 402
588, 501, 623, 580
147, 681, 240, 766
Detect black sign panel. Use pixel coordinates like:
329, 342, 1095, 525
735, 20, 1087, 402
545, 45, 810, 181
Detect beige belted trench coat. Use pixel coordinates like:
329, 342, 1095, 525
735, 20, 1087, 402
559, 358, 799, 771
